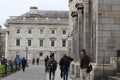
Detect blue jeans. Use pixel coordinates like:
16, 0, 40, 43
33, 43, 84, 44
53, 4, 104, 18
63, 68, 68, 80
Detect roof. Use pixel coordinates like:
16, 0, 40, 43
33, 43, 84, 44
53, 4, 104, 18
20, 10, 69, 18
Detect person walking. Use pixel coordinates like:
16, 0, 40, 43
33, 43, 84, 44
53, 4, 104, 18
36, 58, 39, 65
47, 55, 57, 80
80, 49, 91, 80
44, 56, 49, 72
59, 53, 73, 80
32, 57, 35, 65
21, 57, 27, 72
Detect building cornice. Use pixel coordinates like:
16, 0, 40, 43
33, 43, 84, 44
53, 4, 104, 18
71, 11, 78, 17
75, 3, 84, 10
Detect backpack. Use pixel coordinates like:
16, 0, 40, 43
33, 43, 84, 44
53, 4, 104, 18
65, 59, 70, 67
87, 64, 92, 73
48, 59, 57, 70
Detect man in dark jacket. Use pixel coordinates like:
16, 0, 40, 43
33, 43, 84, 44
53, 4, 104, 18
47, 55, 57, 80
44, 56, 49, 72
21, 57, 27, 72
80, 49, 90, 80
59, 54, 73, 80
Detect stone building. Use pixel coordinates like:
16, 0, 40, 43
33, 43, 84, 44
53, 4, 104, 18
69, 0, 120, 79
0, 26, 6, 57
5, 7, 69, 62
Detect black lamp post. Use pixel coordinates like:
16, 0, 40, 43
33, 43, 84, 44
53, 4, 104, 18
26, 47, 28, 67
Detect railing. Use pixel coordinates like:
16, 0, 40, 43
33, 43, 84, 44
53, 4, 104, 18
0, 63, 21, 77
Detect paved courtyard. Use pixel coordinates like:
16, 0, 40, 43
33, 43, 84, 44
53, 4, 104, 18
0, 62, 72, 80
1, 63, 46, 80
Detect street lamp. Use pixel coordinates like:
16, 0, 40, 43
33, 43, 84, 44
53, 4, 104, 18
26, 47, 28, 67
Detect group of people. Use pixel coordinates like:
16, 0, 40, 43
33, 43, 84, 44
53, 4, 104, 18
44, 49, 91, 80
44, 53, 73, 80
32, 57, 39, 65
14, 56, 27, 72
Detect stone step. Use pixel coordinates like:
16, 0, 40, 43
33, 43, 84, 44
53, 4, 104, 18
108, 76, 120, 80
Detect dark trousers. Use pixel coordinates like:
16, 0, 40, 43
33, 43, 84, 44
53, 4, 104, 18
22, 65, 26, 72
63, 68, 68, 80
45, 65, 48, 72
49, 69, 55, 80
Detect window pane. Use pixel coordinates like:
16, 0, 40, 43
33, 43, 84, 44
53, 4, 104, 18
40, 40, 43, 46
51, 30, 55, 34
62, 40, 66, 47
17, 29, 20, 34
63, 30, 66, 34
16, 39, 20, 46
28, 40, 31, 46
40, 29, 43, 34
39, 53, 43, 56
28, 29, 32, 34
51, 40, 54, 47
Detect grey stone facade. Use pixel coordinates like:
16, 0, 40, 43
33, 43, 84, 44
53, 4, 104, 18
69, 0, 120, 79
0, 26, 6, 57
5, 7, 69, 62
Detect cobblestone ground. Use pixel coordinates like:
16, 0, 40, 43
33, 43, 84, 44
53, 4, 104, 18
1, 63, 46, 80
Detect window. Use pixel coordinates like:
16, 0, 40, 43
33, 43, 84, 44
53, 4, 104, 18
51, 30, 55, 34
17, 29, 20, 34
51, 40, 55, 47
40, 40, 43, 46
40, 29, 43, 34
16, 39, 20, 46
63, 30, 66, 35
28, 40, 31, 46
62, 40, 66, 47
39, 53, 43, 56
28, 29, 32, 34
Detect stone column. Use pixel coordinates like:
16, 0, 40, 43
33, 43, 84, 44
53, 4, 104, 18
75, 2, 84, 53
71, 11, 78, 60
84, 0, 93, 58
5, 29, 9, 59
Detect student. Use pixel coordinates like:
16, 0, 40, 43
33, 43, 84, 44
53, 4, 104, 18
59, 53, 73, 80
80, 49, 91, 80
47, 55, 57, 80
21, 57, 27, 72
44, 56, 49, 72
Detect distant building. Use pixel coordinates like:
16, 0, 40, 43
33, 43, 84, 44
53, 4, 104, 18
5, 7, 69, 61
0, 26, 6, 57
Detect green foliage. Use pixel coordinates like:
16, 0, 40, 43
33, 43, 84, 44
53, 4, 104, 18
0, 65, 4, 74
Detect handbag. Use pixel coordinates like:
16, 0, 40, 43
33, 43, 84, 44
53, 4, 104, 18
87, 64, 92, 73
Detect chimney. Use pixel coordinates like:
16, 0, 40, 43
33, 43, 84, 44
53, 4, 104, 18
29, 6, 38, 14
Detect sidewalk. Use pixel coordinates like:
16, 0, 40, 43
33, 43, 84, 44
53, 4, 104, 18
46, 67, 72, 80
1, 64, 46, 80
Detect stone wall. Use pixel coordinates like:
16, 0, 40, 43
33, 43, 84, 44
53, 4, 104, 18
98, 0, 120, 64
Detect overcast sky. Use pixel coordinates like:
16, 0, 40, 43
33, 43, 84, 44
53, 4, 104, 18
0, 0, 69, 28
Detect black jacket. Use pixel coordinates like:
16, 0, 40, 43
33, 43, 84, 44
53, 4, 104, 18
59, 55, 73, 70
80, 54, 90, 69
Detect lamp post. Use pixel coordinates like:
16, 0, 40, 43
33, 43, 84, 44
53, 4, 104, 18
26, 47, 28, 67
